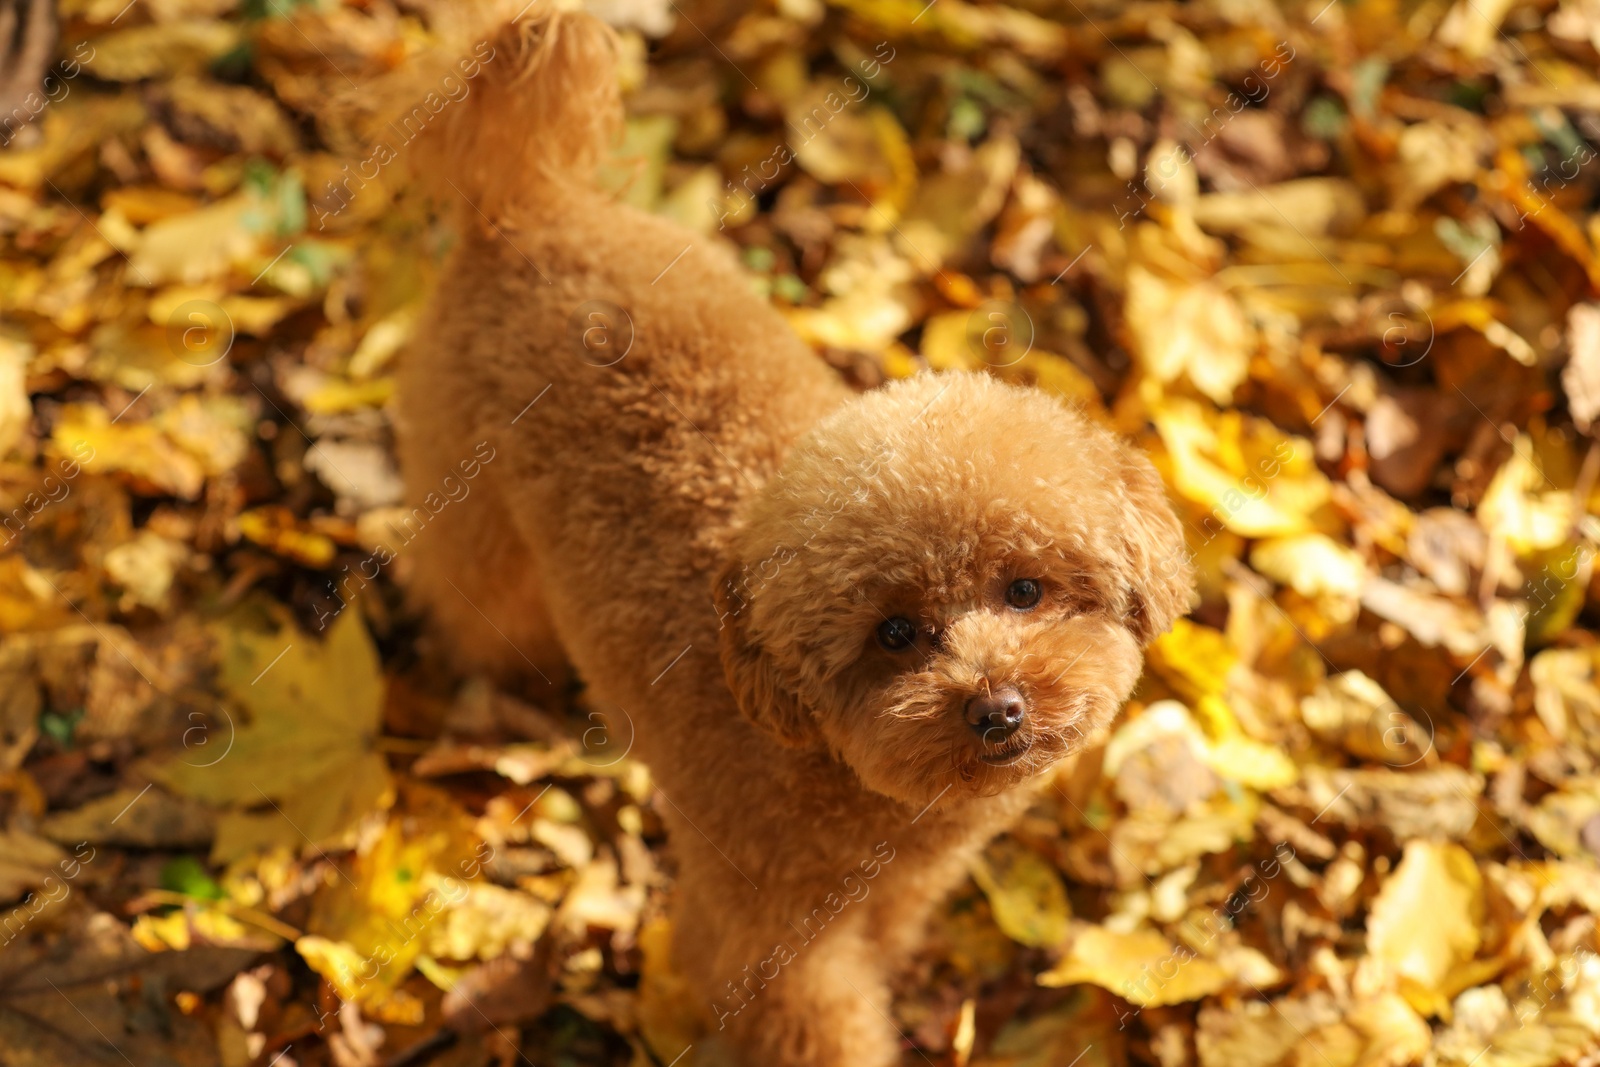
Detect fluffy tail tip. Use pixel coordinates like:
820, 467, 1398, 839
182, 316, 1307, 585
352, 0, 623, 220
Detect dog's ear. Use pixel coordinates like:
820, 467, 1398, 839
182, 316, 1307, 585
711, 559, 821, 748
1116, 452, 1195, 643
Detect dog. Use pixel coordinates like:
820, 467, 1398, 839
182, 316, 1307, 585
394, 6, 1193, 1063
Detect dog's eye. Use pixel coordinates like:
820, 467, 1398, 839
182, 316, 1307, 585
876, 617, 917, 651
1006, 579, 1042, 609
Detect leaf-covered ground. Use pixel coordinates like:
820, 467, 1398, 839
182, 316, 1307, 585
4, 0, 1600, 1065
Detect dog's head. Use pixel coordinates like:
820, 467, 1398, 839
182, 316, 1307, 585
712, 373, 1194, 807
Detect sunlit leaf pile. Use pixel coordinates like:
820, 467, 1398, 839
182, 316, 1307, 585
3, 0, 1600, 1064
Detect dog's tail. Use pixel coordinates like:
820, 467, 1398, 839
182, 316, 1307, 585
361, 0, 622, 220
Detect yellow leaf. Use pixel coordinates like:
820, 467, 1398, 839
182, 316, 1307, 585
1147, 618, 1236, 702
1250, 533, 1368, 600
1197, 993, 1344, 1067
1153, 398, 1329, 538
1039, 924, 1230, 1006
0, 340, 30, 457
784, 236, 917, 353
303, 376, 395, 415
88, 319, 222, 391
1302, 671, 1432, 766
81, 21, 244, 81
1529, 647, 1600, 743
147, 610, 393, 863
0, 96, 147, 189
299, 808, 489, 1020
1109, 795, 1259, 880
127, 190, 267, 287
636, 916, 705, 1061
130, 903, 259, 952
219, 295, 301, 337
899, 133, 1017, 261
922, 310, 983, 371
52, 402, 206, 499
103, 531, 187, 609
1346, 992, 1435, 1067
1366, 841, 1484, 998
348, 306, 418, 380
995, 352, 1104, 413
296, 935, 426, 1025
829, 0, 1066, 59
1204, 735, 1298, 790
789, 97, 892, 185
1126, 267, 1254, 405
1194, 179, 1366, 238
236, 507, 338, 569
1108, 699, 1298, 793
1478, 436, 1575, 554
970, 839, 1071, 949
556, 854, 645, 937
157, 394, 253, 477
424, 882, 550, 963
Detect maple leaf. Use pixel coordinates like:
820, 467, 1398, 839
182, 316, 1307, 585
147, 609, 393, 864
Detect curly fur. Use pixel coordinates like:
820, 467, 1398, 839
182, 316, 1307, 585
397, 8, 1194, 1064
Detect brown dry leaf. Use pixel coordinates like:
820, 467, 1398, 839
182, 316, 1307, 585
0, 910, 258, 1067
969, 989, 1120, 1067
163, 75, 302, 156
1521, 779, 1600, 859
0, 829, 70, 903
39, 786, 214, 849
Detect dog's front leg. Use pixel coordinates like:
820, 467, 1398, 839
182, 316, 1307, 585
726, 916, 901, 1066
676, 888, 903, 1067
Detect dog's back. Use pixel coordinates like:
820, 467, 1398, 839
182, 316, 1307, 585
395, 3, 849, 704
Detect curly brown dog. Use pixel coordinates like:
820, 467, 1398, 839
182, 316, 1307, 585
395, 6, 1193, 1063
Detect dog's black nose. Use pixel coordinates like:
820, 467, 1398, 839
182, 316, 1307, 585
966, 686, 1026, 741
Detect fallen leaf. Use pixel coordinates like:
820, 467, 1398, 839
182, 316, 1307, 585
971, 838, 1071, 949
1040, 923, 1231, 1006
39, 786, 215, 849
147, 610, 393, 863
1561, 303, 1600, 433
1126, 267, 1254, 405
1366, 840, 1484, 998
